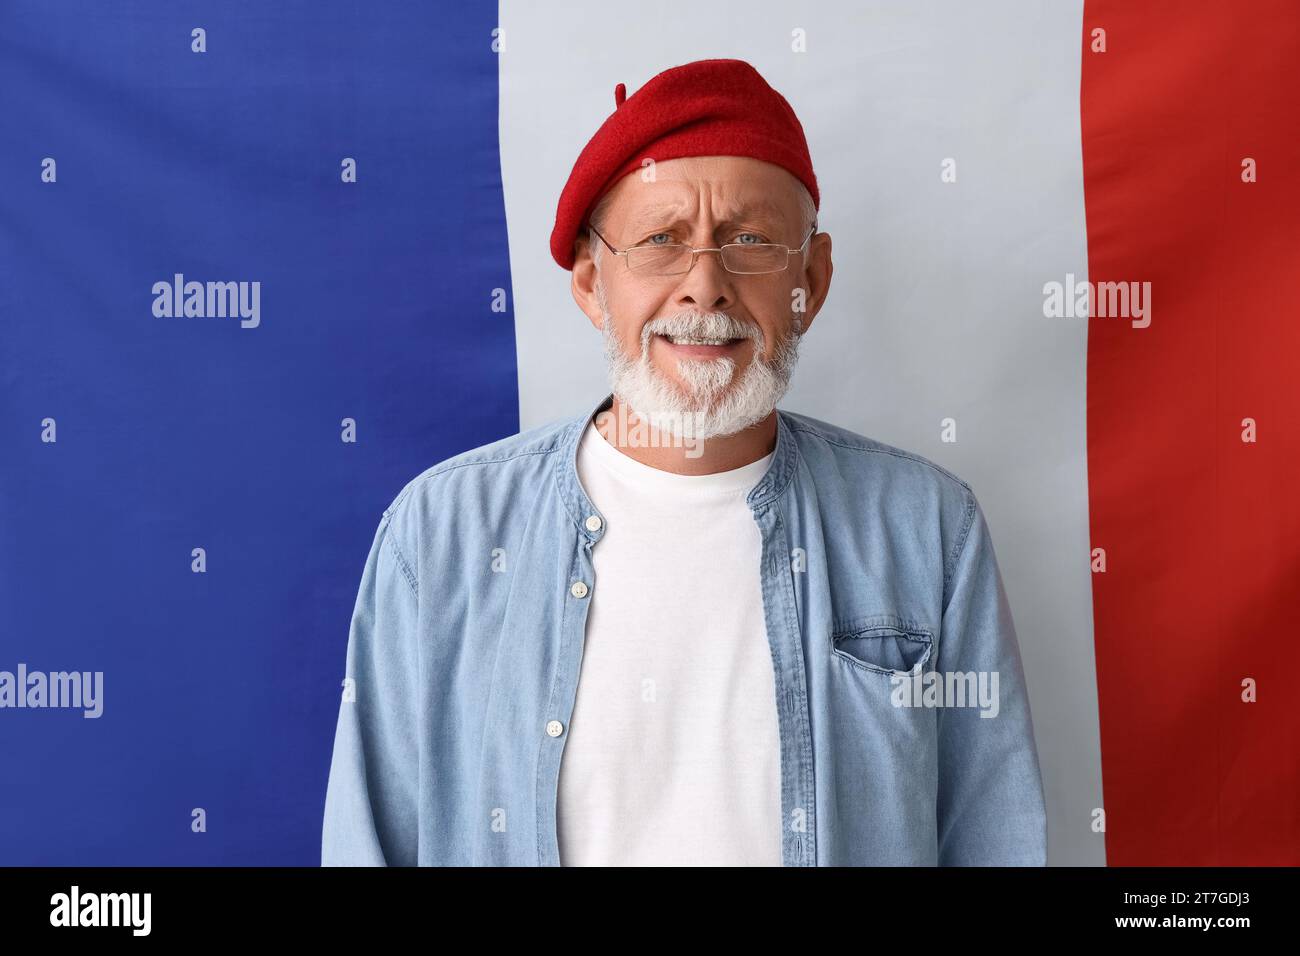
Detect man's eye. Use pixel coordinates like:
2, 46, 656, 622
642, 233, 676, 246
733, 232, 768, 245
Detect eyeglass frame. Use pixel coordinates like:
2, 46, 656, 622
585, 219, 818, 276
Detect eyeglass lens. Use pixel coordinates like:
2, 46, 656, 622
625, 243, 792, 275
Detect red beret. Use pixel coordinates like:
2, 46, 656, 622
550, 58, 820, 270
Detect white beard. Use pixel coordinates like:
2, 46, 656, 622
597, 278, 803, 442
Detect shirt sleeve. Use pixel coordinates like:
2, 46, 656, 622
321, 507, 421, 866
934, 488, 1047, 865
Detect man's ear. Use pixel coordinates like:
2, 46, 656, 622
796, 231, 833, 335
570, 232, 605, 332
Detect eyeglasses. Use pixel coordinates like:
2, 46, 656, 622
587, 221, 817, 276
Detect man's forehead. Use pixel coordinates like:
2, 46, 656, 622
616, 192, 793, 226
602, 155, 803, 225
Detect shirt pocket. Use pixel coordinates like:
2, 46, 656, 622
830, 613, 933, 677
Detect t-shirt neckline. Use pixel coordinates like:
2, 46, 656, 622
580, 420, 774, 496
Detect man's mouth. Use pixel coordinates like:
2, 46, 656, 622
654, 332, 747, 356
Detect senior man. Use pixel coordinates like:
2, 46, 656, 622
322, 58, 1047, 866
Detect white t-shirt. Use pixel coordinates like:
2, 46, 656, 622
556, 421, 784, 866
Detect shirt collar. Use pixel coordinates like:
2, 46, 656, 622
553, 392, 800, 540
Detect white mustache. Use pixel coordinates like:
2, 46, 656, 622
641, 312, 762, 351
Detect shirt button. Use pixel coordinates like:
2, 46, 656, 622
570, 580, 589, 598
584, 514, 602, 532
546, 720, 564, 737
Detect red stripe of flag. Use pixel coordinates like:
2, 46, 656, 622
1081, 0, 1300, 864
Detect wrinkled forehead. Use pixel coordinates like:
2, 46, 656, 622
601, 156, 805, 230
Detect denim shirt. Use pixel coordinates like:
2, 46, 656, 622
321, 392, 1047, 866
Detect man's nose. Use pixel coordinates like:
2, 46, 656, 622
673, 236, 735, 311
